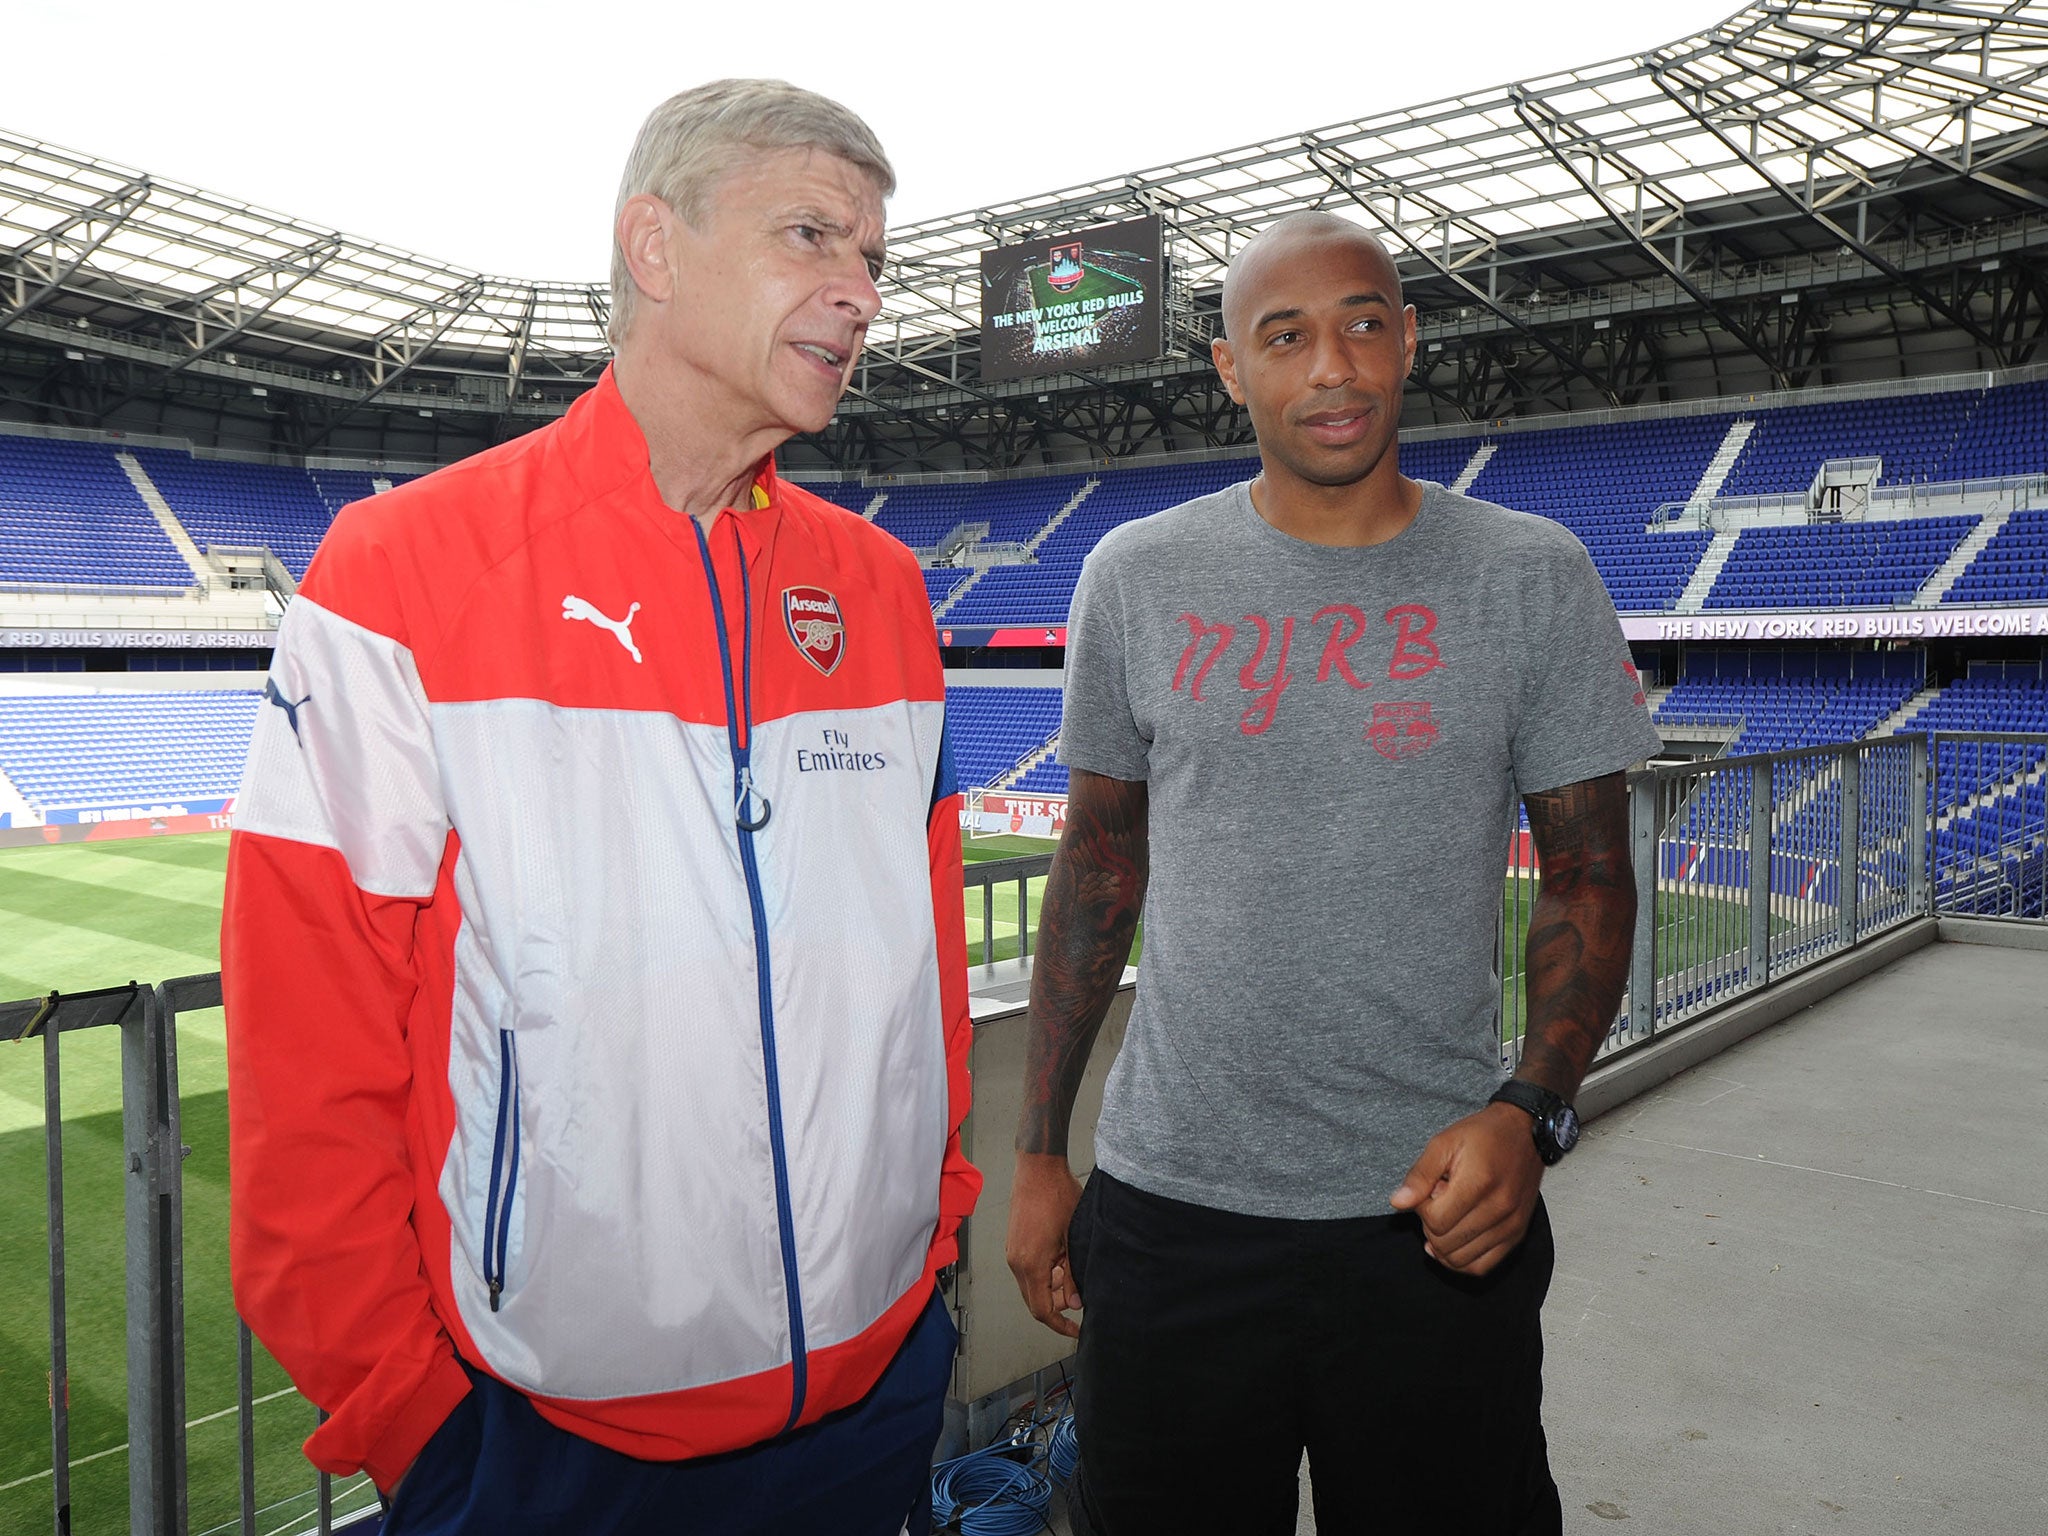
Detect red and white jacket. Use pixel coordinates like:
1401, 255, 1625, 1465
223, 368, 980, 1488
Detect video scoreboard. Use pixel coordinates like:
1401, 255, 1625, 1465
978, 215, 1165, 383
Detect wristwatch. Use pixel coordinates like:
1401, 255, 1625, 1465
1488, 1079, 1581, 1166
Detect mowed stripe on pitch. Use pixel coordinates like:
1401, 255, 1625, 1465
0, 837, 230, 1132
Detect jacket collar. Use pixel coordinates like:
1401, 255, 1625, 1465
560, 364, 783, 523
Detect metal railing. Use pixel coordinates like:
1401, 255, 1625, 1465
1928, 732, 2048, 921
7, 731, 2043, 1534
964, 852, 1053, 969
1507, 734, 2042, 1066
3, 980, 375, 1536
1652, 472, 2048, 534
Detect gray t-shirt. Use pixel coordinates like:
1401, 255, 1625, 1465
1060, 478, 1664, 1219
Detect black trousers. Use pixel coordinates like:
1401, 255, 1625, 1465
1066, 1168, 1563, 1536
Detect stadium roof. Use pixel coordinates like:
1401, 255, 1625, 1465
4, 0, 2047, 467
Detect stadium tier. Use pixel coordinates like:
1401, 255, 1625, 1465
1008, 756, 1070, 796
5, 375, 2046, 617
1941, 507, 2048, 606
946, 459, 1254, 628
1655, 652, 1924, 757
895, 377, 2048, 627
1942, 379, 2048, 481
943, 686, 1062, 791
1464, 414, 1730, 611
797, 480, 878, 518
0, 690, 258, 816
874, 475, 1091, 553
0, 435, 192, 589
1716, 389, 1982, 496
924, 569, 971, 608
131, 448, 378, 580
1901, 670, 2048, 812
309, 467, 419, 519
1703, 517, 1977, 609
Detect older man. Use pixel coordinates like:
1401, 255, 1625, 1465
224, 80, 979, 1536
1006, 212, 1660, 1533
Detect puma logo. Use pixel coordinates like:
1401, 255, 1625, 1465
562, 596, 642, 663
263, 677, 312, 742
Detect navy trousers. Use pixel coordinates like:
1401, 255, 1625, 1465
382, 1291, 954, 1536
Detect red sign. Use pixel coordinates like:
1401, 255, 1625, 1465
961, 792, 1069, 834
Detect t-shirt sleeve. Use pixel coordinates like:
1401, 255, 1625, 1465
1511, 538, 1665, 795
1058, 540, 1150, 781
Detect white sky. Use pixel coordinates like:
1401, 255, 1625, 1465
9, 0, 1741, 280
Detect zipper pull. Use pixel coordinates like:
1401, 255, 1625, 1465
488, 1279, 503, 1314
736, 766, 773, 832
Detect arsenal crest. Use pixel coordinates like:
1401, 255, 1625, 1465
1367, 701, 1438, 761
1047, 241, 1085, 293
783, 586, 846, 676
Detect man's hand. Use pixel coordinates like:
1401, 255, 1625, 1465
1389, 1103, 1545, 1276
1006, 1153, 1085, 1338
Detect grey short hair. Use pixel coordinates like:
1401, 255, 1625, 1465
608, 79, 895, 346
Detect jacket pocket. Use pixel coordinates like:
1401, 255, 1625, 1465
480, 1029, 523, 1312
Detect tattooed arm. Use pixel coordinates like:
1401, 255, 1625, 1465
1390, 771, 1636, 1275
1006, 768, 1149, 1336
1514, 771, 1637, 1099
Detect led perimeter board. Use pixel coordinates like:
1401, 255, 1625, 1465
979, 215, 1165, 382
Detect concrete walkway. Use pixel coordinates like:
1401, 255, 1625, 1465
1544, 938, 2048, 1534
1044, 937, 2046, 1533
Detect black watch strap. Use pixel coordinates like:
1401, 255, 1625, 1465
1488, 1079, 1580, 1165
1489, 1078, 1563, 1121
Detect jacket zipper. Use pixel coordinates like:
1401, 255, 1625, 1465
482, 1029, 522, 1312
692, 515, 809, 1431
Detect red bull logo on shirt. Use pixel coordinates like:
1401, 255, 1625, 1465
783, 587, 846, 675
1367, 701, 1439, 760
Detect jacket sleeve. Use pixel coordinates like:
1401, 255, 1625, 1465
222, 568, 470, 1490
927, 716, 983, 1265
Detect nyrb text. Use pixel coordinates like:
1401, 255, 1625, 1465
1171, 603, 1445, 736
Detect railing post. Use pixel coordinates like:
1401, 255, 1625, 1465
981, 881, 995, 969
122, 986, 187, 1536
1912, 734, 1932, 916
1748, 757, 1772, 987
158, 985, 192, 1536
1838, 746, 1860, 950
237, 1323, 257, 1536
42, 1006, 71, 1536
1628, 772, 1658, 1043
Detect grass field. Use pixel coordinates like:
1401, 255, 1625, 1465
0, 833, 372, 1536
0, 830, 1762, 1535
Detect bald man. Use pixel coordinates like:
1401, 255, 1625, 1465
1003, 214, 1660, 1533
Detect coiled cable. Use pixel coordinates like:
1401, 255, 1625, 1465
1046, 1412, 1080, 1488
930, 1441, 1053, 1534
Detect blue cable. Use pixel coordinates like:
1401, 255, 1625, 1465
930, 1442, 1052, 1534
1047, 1413, 1079, 1488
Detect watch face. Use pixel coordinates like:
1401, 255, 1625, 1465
1550, 1105, 1582, 1155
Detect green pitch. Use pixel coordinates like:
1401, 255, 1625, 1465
1024, 262, 1145, 319
0, 833, 377, 1536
